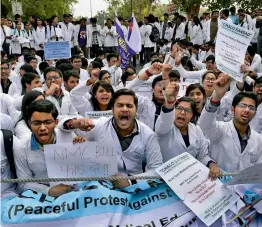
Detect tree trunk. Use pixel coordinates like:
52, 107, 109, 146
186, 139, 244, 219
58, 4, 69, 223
186, 4, 200, 20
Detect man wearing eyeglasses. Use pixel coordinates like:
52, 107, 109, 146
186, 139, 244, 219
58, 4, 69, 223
13, 99, 86, 197
40, 67, 78, 120
199, 74, 262, 173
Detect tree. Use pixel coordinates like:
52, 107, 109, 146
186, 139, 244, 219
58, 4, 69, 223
94, 10, 110, 26
1, 0, 79, 20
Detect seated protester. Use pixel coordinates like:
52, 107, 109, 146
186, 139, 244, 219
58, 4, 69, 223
63, 70, 80, 92
0, 93, 21, 124
29, 48, 42, 65
98, 70, 112, 85
60, 89, 163, 188
14, 91, 45, 142
250, 77, 262, 134
1, 60, 20, 98
70, 76, 115, 116
71, 55, 89, 82
142, 52, 162, 69
1, 130, 21, 198
14, 72, 43, 111
102, 53, 122, 86
0, 113, 14, 132
40, 67, 79, 120
191, 44, 206, 62
155, 83, 221, 179
81, 58, 88, 70
199, 74, 262, 172
180, 56, 194, 72
8, 54, 19, 71
118, 71, 137, 88
13, 99, 87, 196
138, 59, 163, 76
87, 60, 103, 75
10, 64, 35, 93
24, 55, 40, 74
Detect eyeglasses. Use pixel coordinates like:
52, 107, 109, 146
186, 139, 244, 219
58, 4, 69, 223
46, 76, 61, 81
255, 84, 262, 88
175, 106, 192, 114
30, 120, 55, 127
205, 77, 216, 82
237, 103, 256, 112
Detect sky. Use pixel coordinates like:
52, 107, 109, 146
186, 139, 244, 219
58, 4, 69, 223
73, 0, 170, 17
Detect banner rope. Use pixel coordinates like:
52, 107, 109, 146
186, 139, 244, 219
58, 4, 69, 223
1, 172, 237, 183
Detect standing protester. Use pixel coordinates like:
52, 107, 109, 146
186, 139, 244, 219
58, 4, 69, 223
89, 18, 102, 58
206, 10, 219, 42
60, 14, 75, 55
46, 15, 63, 42
102, 18, 117, 54
256, 9, 262, 53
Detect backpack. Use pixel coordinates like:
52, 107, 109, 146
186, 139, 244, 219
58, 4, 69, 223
149, 24, 160, 42
1, 129, 17, 179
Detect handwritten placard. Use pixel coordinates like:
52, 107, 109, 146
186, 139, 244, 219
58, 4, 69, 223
44, 141, 117, 186
226, 163, 262, 186
44, 41, 71, 60
85, 110, 113, 119
156, 152, 239, 226
177, 82, 192, 99
215, 21, 254, 82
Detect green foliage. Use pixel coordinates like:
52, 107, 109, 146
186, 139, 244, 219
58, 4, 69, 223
1, 0, 79, 20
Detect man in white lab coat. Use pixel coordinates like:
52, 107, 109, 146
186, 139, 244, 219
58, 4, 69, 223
59, 89, 163, 188
199, 74, 262, 172
59, 14, 75, 55
102, 18, 117, 53
71, 55, 90, 82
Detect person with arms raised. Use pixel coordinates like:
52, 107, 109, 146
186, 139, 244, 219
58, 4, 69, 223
199, 74, 262, 172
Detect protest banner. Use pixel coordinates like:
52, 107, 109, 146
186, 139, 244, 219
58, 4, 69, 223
44, 41, 71, 60
85, 110, 113, 119
156, 152, 239, 226
2, 180, 238, 227
215, 21, 254, 82
44, 142, 118, 186
226, 163, 262, 186
126, 81, 153, 99
177, 82, 192, 99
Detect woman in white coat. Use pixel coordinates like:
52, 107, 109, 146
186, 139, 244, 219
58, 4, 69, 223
155, 82, 222, 179
23, 21, 35, 49
163, 22, 173, 42
10, 21, 27, 56
190, 16, 204, 45
33, 18, 46, 59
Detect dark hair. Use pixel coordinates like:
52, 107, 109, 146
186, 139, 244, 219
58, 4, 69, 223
81, 58, 88, 67
112, 89, 138, 109
186, 83, 206, 98
164, 13, 169, 17
63, 70, 80, 82
24, 20, 30, 26
254, 77, 262, 87
95, 49, 105, 57
90, 60, 102, 69
152, 75, 162, 88
20, 64, 34, 73
192, 44, 200, 51
90, 17, 97, 23
181, 56, 193, 71
232, 92, 258, 108
56, 63, 73, 76
106, 53, 118, 62
28, 99, 58, 121
169, 70, 180, 80
147, 14, 155, 23
0, 59, 8, 66
56, 59, 70, 68
90, 81, 114, 111
43, 67, 63, 80
206, 55, 215, 63
98, 70, 110, 80
15, 14, 21, 20
8, 54, 16, 61
21, 72, 40, 91
121, 71, 134, 85
151, 59, 162, 64
222, 9, 230, 17
167, 22, 173, 28
212, 10, 219, 15
247, 45, 256, 57
39, 61, 49, 73
17, 90, 45, 128
50, 15, 58, 22
1, 51, 7, 58
202, 70, 218, 82
71, 55, 82, 62
175, 96, 199, 124
230, 6, 236, 13
238, 9, 245, 13
192, 16, 203, 29
25, 55, 37, 64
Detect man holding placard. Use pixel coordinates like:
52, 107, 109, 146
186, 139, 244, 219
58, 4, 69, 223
199, 74, 262, 173
13, 99, 87, 197
60, 89, 163, 188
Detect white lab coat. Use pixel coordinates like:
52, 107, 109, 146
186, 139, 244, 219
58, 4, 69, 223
14, 119, 32, 143
13, 128, 77, 195
201, 19, 209, 41
9, 72, 22, 94
251, 18, 259, 43
199, 101, 262, 172
0, 82, 20, 98
10, 29, 27, 55
23, 29, 35, 49
140, 25, 146, 45
88, 24, 103, 47
73, 24, 91, 47
144, 24, 155, 48
190, 25, 204, 45
79, 68, 90, 82
0, 113, 14, 132
33, 26, 46, 51
102, 26, 117, 47
242, 14, 253, 30
238, 21, 248, 29
59, 117, 163, 176
0, 93, 21, 124
163, 26, 173, 41
175, 22, 186, 40
46, 25, 63, 42
155, 108, 213, 165
60, 22, 75, 48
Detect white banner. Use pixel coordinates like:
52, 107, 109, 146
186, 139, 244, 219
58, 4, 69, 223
215, 21, 254, 82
